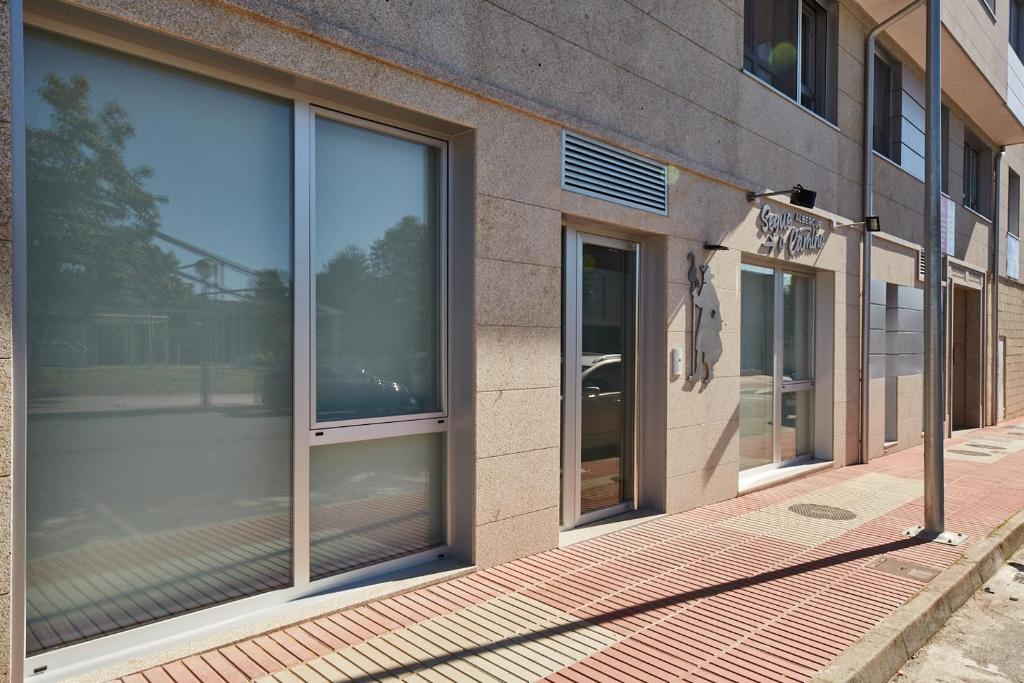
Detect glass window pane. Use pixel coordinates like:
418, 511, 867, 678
310, 433, 445, 580
744, 0, 798, 98
314, 116, 441, 423
740, 265, 775, 471
781, 390, 814, 460
783, 273, 814, 381
873, 55, 893, 157
26, 31, 292, 654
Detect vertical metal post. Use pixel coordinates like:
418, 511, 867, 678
922, 0, 944, 535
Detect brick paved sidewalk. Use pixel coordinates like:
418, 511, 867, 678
117, 421, 1024, 683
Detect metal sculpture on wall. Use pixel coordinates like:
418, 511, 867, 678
687, 252, 723, 382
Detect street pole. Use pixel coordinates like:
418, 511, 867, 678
908, 0, 965, 546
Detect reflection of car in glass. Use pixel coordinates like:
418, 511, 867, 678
260, 366, 420, 419
581, 354, 623, 457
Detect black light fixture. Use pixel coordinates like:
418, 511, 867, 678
746, 184, 818, 210
703, 243, 730, 251
836, 215, 882, 232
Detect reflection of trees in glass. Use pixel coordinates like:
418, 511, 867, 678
317, 215, 436, 408
27, 74, 188, 311
27, 74, 290, 390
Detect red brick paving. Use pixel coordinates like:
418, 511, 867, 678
112, 420, 1024, 682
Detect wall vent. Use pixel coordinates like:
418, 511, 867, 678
917, 248, 926, 281
561, 131, 668, 215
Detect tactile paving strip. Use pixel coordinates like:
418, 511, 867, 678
722, 472, 921, 547
255, 594, 621, 682
946, 437, 1024, 463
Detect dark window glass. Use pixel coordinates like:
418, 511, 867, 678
744, 0, 799, 99
1010, 170, 1021, 237
744, 0, 832, 119
800, 0, 828, 115
964, 140, 981, 212
941, 106, 950, 195
1013, 0, 1024, 60
876, 54, 892, 160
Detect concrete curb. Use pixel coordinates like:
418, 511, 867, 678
813, 506, 1024, 683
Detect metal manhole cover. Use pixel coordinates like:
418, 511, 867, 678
788, 503, 857, 521
867, 556, 939, 582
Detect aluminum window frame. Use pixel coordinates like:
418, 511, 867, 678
17, 12, 455, 680
307, 106, 450, 434
741, 262, 817, 474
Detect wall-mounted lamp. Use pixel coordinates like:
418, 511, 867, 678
836, 216, 881, 232
746, 184, 817, 210
703, 243, 730, 251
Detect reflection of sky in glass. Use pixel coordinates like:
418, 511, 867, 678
25, 31, 292, 287
315, 117, 435, 266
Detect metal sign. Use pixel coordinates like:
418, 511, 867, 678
756, 203, 828, 257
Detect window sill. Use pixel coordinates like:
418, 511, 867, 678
962, 203, 993, 224
738, 457, 833, 495
872, 149, 923, 184
741, 69, 841, 133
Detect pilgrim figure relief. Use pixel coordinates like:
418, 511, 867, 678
687, 252, 723, 382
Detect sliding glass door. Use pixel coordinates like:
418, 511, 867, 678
739, 264, 815, 474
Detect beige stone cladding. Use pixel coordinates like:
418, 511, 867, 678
1000, 279, 1024, 420
3, 0, 1021, 678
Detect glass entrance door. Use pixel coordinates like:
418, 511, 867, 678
562, 230, 638, 528
739, 264, 816, 474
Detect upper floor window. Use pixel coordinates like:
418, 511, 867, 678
873, 52, 901, 163
1009, 169, 1021, 238
964, 140, 981, 212
963, 128, 993, 217
744, 0, 837, 121
941, 105, 950, 195
1012, 0, 1024, 61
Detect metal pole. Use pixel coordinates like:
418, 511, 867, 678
992, 148, 1005, 426
862, 0, 924, 465
922, 0, 947, 536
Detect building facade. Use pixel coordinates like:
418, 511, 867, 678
1, 0, 1024, 679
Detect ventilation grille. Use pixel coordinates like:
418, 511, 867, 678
562, 131, 668, 215
917, 249, 926, 281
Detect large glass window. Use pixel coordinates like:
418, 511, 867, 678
313, 115, 442, 425
25, 31, 293, 654
744, 0, 835, 121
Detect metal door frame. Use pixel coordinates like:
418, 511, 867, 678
561, 227, 640, 530
740, 263, 817, 479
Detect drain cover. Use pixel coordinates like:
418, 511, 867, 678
868, 556, 939, 582
949, 449, 990, 456
788, 503, 857, 521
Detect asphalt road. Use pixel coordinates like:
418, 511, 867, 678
891, 546, 1024, 683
